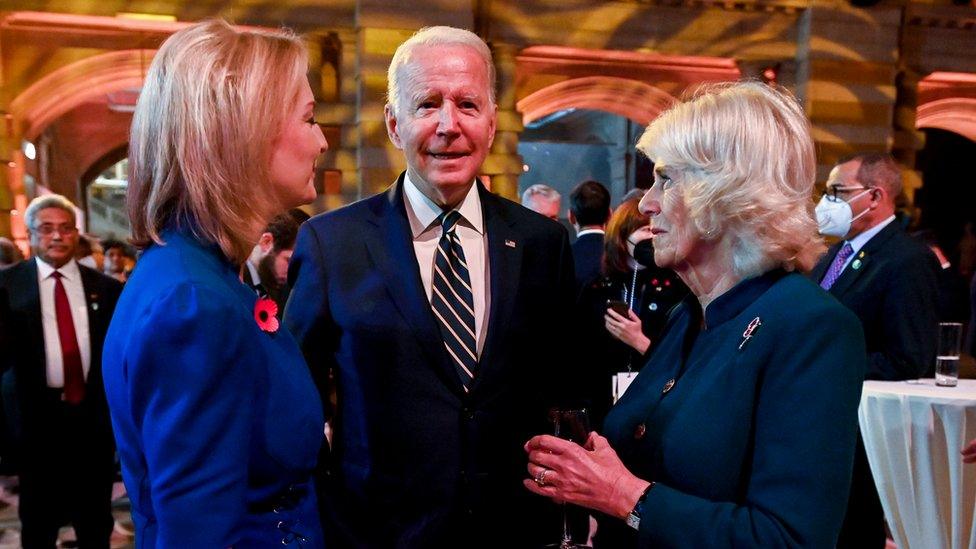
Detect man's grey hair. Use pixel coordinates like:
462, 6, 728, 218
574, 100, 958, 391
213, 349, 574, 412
25, 194, 76, 231
521, 184, 561, 208
386, 26, 496, 115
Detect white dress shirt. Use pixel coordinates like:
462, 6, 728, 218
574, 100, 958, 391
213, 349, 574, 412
36, 257, 91, 387
403, 174, 490, 355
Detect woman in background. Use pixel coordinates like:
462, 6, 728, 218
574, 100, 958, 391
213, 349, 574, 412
102, 20, 328, 547
576, 196, 688, 427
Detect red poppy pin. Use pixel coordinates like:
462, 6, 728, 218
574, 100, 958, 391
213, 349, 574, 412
738, 316, 762, 350
254, 297, 279, 334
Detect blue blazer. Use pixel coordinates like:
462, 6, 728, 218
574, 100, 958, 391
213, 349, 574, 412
284, 176, 578, 547
571, 231, 604, 291
102, 231, 324, 548
598, 271, 865, 548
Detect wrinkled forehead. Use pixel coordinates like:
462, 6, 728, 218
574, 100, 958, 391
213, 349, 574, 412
396, 44, 491, 99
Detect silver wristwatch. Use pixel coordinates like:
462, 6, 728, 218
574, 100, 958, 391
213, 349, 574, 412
626, 482, 655, 531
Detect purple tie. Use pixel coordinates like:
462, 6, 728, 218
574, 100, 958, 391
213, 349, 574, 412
820, 243, 854, 290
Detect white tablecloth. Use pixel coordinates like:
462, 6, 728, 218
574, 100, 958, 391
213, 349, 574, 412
859, 379, 976, 549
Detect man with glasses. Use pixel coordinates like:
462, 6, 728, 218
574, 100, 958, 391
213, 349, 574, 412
810, 153, 940, 549
0, 194, 121, 548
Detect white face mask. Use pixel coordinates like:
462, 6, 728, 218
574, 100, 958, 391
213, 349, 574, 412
815, 188, 873, 238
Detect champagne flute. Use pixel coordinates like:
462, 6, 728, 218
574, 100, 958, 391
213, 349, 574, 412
546, 408, 591, 549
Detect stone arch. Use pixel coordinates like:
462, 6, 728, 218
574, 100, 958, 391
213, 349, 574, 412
917, 98, 976, 143
517, 76, 678, 126
10, 49, 153, 141
916, 72, 976, 143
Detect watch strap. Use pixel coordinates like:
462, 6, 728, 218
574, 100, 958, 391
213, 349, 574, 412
625, 481, 655, 531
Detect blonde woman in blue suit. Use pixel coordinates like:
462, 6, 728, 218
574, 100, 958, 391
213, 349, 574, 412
102, 20, 328, 548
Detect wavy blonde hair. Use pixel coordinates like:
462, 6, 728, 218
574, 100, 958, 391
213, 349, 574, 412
128, 19, 308, 263
636, 81, 824, 277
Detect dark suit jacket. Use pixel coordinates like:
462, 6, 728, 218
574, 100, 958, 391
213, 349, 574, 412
285, 176, 577, 548
598, 271, 864, 548
0, 258, 121, 466
809, 222, 941, 380
571, 231, 604, 290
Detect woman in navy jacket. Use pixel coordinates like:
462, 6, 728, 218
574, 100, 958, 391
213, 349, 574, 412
525, 82, 865, 548
102, 20, 328, 547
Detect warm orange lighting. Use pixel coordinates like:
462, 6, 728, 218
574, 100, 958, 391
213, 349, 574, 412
116, 13, 177, 22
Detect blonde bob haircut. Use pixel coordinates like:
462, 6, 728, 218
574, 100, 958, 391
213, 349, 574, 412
636, 81, 824, 277
128, 19, 308, 263
386, 26, 496, 115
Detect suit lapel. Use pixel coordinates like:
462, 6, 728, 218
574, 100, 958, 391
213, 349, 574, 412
78, 266, 106, 387
365, 176, 464, 395
471, 186, 523, 394
829, 222, 900, 298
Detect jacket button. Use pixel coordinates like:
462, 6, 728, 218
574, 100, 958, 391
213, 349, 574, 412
634, 423, 646, 440
462, 407, 475, 420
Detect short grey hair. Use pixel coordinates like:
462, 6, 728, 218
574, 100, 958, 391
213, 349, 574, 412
637, 81, 824, 276
521, 184, 561, 208
386, 26, 496, 115
840, 152, 903, 199
25, 194, 77, 231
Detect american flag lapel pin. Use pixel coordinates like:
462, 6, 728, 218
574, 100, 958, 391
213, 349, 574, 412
505, 239, 516, 248
738, 316, 762, 350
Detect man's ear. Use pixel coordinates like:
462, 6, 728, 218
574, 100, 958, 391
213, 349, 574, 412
385, 104, 403, 150
258, 232, 274, 254
869, 186, 885, 209
568, 210, 577, 226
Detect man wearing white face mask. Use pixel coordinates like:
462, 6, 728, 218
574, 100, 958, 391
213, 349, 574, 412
810, 152, 940, 549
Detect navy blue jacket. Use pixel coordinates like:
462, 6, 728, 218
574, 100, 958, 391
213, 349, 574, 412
571, 231, 604, 291
810, 221, 940, 380
103, 231, 324, 548
284, 177, 577, 547
598, 271, 864, 548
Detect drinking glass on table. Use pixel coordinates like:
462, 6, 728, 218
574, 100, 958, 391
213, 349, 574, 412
546, 408, 591, 549
936, 322, 963, 387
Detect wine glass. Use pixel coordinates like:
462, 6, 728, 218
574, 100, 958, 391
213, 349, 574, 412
546, 408, 591, 549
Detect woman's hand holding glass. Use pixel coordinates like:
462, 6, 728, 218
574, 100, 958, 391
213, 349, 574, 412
524, 431, 651, 520
605, 308, 651, 354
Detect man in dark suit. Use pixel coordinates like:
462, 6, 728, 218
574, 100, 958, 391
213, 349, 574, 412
0, 194, 121, 549
285, 26, 576, 548
810, 153, 940, 549
568, 180, 611, 290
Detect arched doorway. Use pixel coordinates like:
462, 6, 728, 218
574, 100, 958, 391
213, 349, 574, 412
915, 72, 976, 278
513, 47, 739, 212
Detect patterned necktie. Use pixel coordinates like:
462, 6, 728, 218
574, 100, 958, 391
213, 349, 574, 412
431, 210, 478, 390
51, 271, 85, 404
820, 243, 854, 290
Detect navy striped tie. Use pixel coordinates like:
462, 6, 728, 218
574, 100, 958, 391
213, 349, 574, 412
431, 210, 478, 390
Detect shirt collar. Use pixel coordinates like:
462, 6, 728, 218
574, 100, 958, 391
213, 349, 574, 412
690, 269, 787, 329
847, 215, 895, 256
36, 256, 81, 281
576, 228, 605, 238
403, 172, 484, 238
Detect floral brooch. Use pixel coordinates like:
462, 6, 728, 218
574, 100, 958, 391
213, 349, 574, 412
254, 297, 279, 334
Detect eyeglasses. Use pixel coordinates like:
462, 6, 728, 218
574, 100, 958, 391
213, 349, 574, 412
32, 224, 78, 236
823, 185, 871, 203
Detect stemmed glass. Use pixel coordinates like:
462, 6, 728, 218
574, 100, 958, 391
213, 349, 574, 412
546, 408, 591, 549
